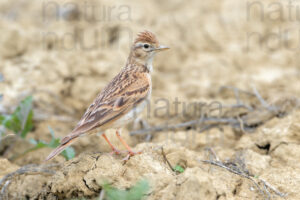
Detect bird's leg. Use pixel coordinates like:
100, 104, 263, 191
115, 130, 141, 159
102, 133, 120, 155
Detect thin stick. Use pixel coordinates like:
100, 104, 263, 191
251, 85, 278, 113
237, 116, 245, 134
200, 159, 287, 199
205, 148, 219, 161
260, 178, 287, 198
219, 86, 256, 97
130, 117, 240, 135
98, 189, 105, 200
161, 147, 174, 172
201, 160, 266, 198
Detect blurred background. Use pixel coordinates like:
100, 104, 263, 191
0, 0, 300, 199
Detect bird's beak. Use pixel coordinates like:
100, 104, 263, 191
155, 45, 170, 51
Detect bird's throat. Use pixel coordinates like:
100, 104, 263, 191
145, 56, 154, 72
127, 55, 154, 73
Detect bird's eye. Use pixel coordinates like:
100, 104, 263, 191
143, 44, 150, 49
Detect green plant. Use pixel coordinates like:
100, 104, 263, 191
29, 127, 75, 160
102, 180, 149, 200
173, 165, 185, 173
0, 96, 75, 160
0, 96, 33, 138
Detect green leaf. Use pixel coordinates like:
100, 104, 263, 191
29, 138, 48, 149
0, 115, 4, 124
17, 96, 33, 138
2, 114, 21, 134
1, 96, 33, 138
49, 137, 60, 148
103, 184, 127, 200
103, 180, 149, 200
0, 128, 5, 139
20, 109, 33, 138
127, 180, 149, 200
49, 127, 55, 138
47, 127, 60, 148
29, 138, 38, 145
35, 141, 48, 149
61, 147, 76, 160
173, 165, 185, 173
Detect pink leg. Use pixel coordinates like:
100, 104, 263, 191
102, 133, 120, 155
115, 130, 141, 159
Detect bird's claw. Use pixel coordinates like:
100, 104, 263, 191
122, 150, 142, 161
110, 148, 121, 155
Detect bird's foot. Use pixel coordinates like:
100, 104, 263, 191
110, 148, 121, 155
122, 150, 142, 161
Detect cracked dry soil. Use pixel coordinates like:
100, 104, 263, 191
1, 0, 300, 199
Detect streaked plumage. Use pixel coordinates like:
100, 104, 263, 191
46, 31, 169, 161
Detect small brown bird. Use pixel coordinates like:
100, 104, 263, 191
46, 31, 169, 161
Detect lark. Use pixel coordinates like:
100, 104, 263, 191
46, 31, 169, 161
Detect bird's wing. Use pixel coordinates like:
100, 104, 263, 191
60, 70, 150, 145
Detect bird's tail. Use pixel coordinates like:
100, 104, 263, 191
45, 135, 78, 161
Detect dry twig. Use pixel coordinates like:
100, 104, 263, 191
251, 85, 278, 113
130, 86, 285, 137
161, 147, 175, 172
200, 150, 287, 200
130, 117, 253, 136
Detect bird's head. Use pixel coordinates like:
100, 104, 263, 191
129, 31, 169, 67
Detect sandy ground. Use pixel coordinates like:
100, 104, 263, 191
1, 0, 300, 199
